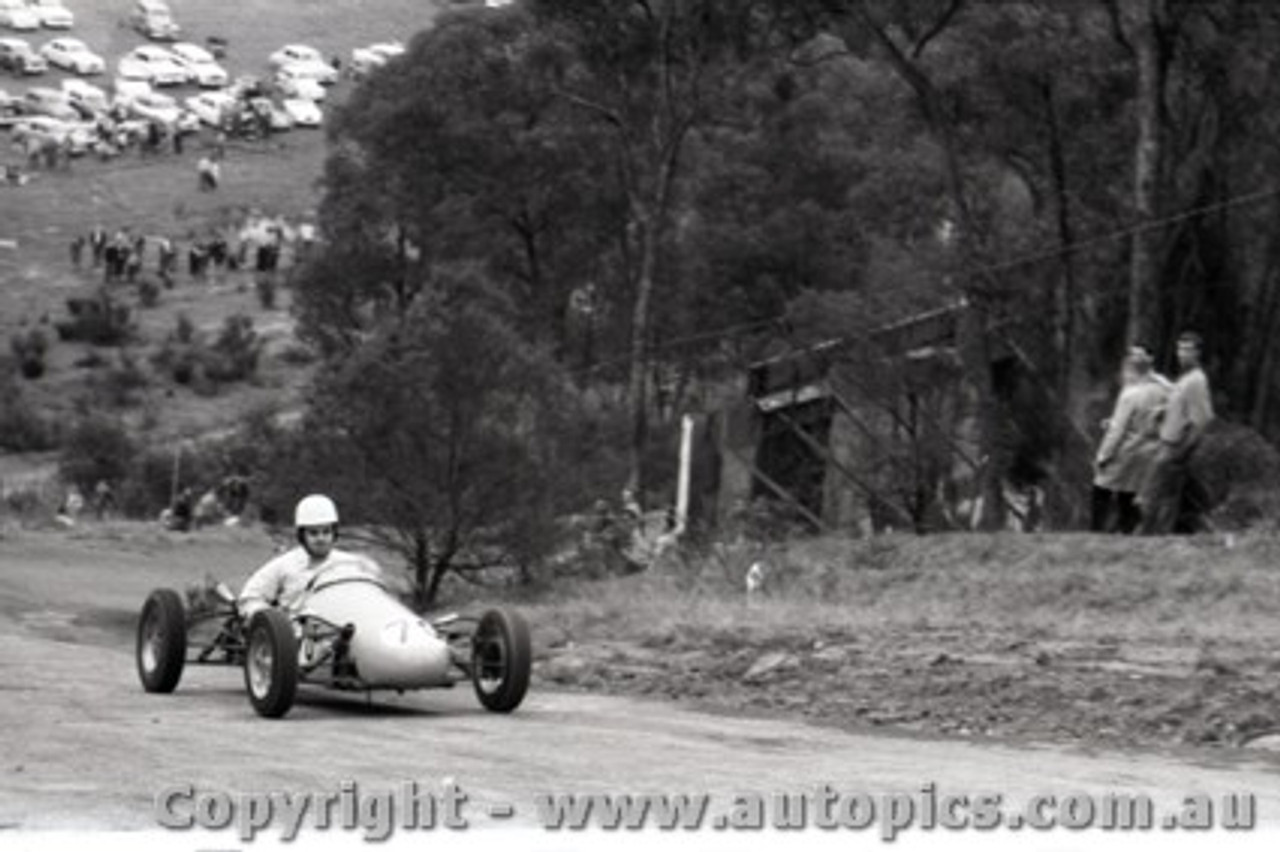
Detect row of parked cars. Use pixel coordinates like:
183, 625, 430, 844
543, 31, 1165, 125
0, 35, 395, 94
0, 36, 226, 84
0, 0, 73, 32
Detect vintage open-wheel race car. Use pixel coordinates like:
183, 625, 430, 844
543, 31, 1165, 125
135, 559, 531, 718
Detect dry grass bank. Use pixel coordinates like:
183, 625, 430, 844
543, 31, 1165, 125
525, 532, 1280, 751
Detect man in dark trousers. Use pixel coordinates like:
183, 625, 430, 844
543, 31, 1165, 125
1139, 332, 1215, 534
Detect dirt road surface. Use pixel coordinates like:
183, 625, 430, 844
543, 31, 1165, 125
3, 528, 1279, 845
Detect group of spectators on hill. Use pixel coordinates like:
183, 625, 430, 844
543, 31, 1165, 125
68, 210, 309, 288
1091, 331, 1215, 535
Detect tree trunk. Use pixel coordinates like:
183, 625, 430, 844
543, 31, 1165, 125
849, 3, 1006, 529
626, 210, 657, 502
1126, 0, 1166, 350
412, 530, 431, 610
1044, 78, 1078, 406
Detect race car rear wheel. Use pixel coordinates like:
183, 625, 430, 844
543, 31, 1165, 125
137, 588, 186, 693
470, 608, 531, 713
244, 609, 298, 718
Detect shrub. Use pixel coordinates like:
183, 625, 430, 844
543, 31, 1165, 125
205, 313, 262, 383
174, 312, 197, 344
10, 328, 49, 380
277, 343, 317, 366
54, 291, 135, 346
91, 349, 150, 408
255, 274, 277, 310
151, 313, 202, 386
0, 370, 60, 451
2, 485, 50, 519
137, 276, 162, 308
58, 415, 137, 496
74, 349, 108, 369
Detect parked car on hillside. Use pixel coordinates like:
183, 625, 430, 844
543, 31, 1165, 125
184, 89, 234, 126
0, 36, 45, 73
0, 87, 18, 122
281, 97, 320, 128
123, 89, 182, 124
19, 84, 76, 119
350, 41, 404, 78
111, 76, 152, 104
12, 114, 95, 153
247, 96, 292, 132
169, 41, 226, 88
128, 0, 179, 41
268, 43, 337, 85
61, 78, 108, 114
0, 0, 39, 31
25, 0, 72, 29
40, 37, 104, 74
228, 74, 264, 99
118, 44, 187, 86
274, 64, 325, 101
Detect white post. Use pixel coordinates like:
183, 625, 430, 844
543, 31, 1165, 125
676, 413, 694, 531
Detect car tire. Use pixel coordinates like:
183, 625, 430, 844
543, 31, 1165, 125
243, 609, 299, 718
470, 608, 531, 713
136, 588, 187, 693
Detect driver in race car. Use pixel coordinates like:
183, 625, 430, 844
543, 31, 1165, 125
238, 494, 383, 617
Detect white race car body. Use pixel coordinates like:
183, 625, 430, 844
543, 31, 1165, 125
136, 558, 531, 719
297, 563, 451, 688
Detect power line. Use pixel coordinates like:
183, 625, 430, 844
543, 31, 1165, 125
972, 184, 1280, 279
572, 183, 1280, 377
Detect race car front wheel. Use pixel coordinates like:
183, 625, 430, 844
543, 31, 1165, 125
471, 608, 531, 713
244, 609, 299, 718
137, 588, 187, 693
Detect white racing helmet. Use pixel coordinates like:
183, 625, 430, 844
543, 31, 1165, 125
294, 494, 339, 528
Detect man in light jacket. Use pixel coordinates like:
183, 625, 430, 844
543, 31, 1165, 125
1139, 332, 1215, 534
1092, 347, 1169, 533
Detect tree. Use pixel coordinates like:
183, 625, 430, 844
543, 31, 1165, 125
304, 268, 586, 607
297, 7, 622, 360
526, 0, 775, 502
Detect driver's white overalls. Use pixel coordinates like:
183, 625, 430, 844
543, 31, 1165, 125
238, 546, 383, 618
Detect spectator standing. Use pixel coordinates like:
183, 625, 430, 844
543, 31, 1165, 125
197, 155, 220, 191
93, 479, 116, 520
1092, 348, 1169, 533
69, 235, 86, 269
170, 487, 195, 532
89, 226, 107, 268
157, 236, 176, 283
1139, 332, 1215, 534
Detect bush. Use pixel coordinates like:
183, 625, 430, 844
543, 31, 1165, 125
10, 328, 49, 380
137, 276, 162, 308
91, 349, 150, 408
277, 343, 317, 366
151, 313, 201, 386
174, 312, 197, 344
255, 273, 277, 310
0, 370, 60, 451
58, 415, 138, 496
74, 349, 108, 370
54, 291, 135, 346
205, 313, 262, 383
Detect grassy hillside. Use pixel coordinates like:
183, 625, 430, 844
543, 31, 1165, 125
0, 0, 448, 451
